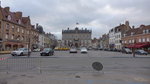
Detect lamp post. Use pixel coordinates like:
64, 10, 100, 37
132, 39, 136, 58
28, 30, 30, 57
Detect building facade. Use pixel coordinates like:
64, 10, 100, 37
99, 34, 109, 49
62, 27, 92, 48
38, 33, 45, 49
122, 25, 150, 51
0, 6, 39, 51
109, 21, 131, 50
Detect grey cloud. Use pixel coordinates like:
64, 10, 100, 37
1, 0, 150, 39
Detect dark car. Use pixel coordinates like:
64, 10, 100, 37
135, 50, 148, 55
122, 48, 132, 54
40, 48, 54, 56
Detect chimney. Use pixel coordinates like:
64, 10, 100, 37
132, 26, 135, 29
16, 12, 22, 18
4, 7, 10, 12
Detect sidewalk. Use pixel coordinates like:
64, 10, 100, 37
0, 51, 11, 55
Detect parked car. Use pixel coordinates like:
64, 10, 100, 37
135, 50, 148, 55
11, 48, 31, 56
40, 48, 54, 56
69, 48, 77, 53
80, 47, 88, 53
122, 48, 132, 54
87, 47, 93, 50
98, 48, 103, 50
33, 48, 41, 52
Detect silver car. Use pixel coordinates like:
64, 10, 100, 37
81, 47, 88, 53
11, 48, 31, 56
70, 48, 77, 53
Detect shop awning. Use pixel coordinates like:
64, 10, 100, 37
127, 42, 150, 48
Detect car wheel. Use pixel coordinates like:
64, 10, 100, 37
20, 53, 23, 56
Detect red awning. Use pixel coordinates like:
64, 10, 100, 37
127, 42, 150, 48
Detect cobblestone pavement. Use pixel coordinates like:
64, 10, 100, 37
0, 50, 150, 84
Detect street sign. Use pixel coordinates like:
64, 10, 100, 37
92, 62, 103, 71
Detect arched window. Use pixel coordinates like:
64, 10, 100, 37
7, 15, 11, 21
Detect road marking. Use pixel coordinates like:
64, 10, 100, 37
0, 57, 9, 61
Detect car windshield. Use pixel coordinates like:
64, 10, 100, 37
43, 48, 51, 51
17, 48, 25, 51
125, 48, 131, 51
138, 50, 146, 53
81, 47, 87, 50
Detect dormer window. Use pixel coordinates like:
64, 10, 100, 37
18, 19, 21, 24
7, 15, 11, 21
131, 32, 134, 36
143, 30, 146, 34
146, 29, 149, 33
124, 34, 126, 37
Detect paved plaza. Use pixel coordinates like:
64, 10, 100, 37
0, 50, 150, 84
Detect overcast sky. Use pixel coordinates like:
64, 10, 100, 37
1, 0, 150, 39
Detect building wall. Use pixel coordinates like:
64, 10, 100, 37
39, 34, 45, 48
62, 28, 92, 47
122, 34, 150, 46
114, 32, 122, 50
0, 6, 40, 51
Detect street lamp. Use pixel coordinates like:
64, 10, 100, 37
28, 30, 31, 57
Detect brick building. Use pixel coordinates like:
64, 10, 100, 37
109, 21, 131, 50
122, 25, 150, 51
0, 6, 39, 51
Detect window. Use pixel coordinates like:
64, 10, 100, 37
147, 38, 150, 42
143, 38, 145, 42
6, 24, 10, 29
27, 31, 29, 34
18, 19, 21, 24
12, 25, 15, 32
21, 36, 24, 40
22, 29, 24, 33
124, 34, 126, 37
7, 15, 11, 21
131, 32, 134, 36
6, 34, 9, 39
143, 30, 145, 34
129, 40, 131, 43
11, 34, 14, 39
12, 25, 14, 29
146, 29, 149, 33
132, 40, 135, 43
17, 27, 19, 32
139, 39, 141, 42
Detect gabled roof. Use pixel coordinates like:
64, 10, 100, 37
0, 6, 31, 27
125, 25, 150, 36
